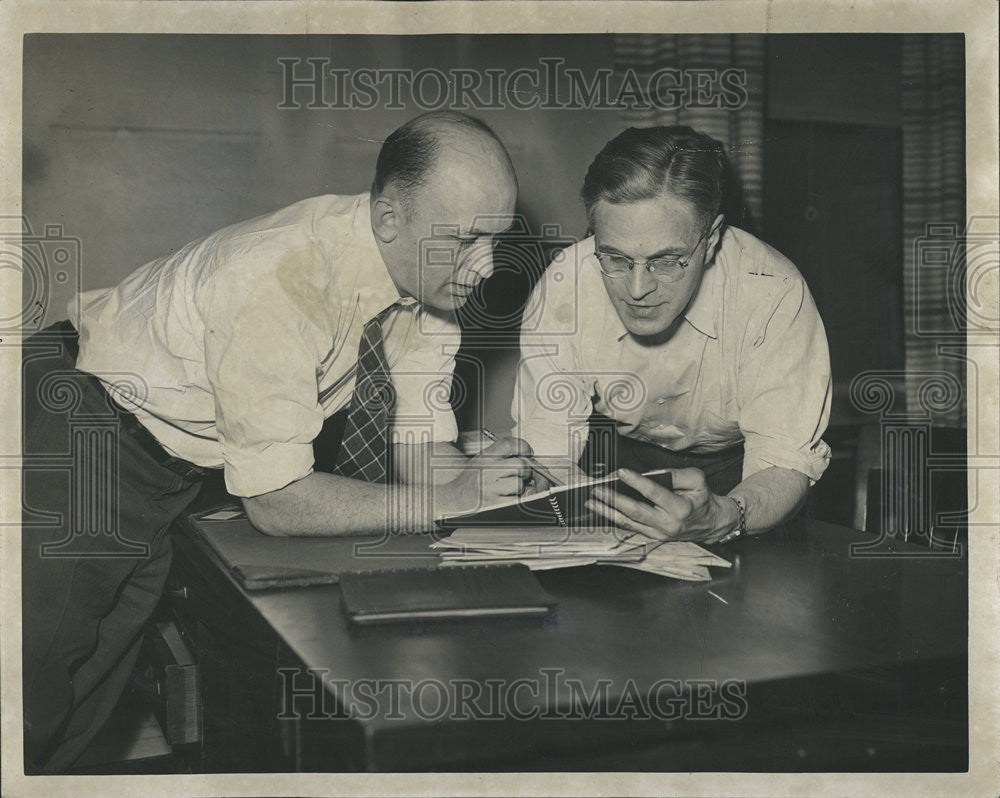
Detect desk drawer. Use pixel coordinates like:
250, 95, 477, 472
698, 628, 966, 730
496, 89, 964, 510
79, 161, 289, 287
167, 532, 298, 771
167, 533, 280, 655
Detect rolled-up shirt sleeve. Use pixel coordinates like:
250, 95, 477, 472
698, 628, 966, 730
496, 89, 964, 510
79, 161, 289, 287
203, 267, 327, 498
737, 277, 832, 483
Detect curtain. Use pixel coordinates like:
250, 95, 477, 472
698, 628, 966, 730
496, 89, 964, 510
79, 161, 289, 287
901, 34, 966, 425
612, 34, 766, 233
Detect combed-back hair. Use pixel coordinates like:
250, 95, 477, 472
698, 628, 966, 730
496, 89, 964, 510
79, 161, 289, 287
581, 126, 729, 224
372, 111, 508, 212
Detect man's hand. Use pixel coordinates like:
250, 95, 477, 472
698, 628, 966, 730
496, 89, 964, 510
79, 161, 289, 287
435, 436, 534, 517
585, 467, 739, 543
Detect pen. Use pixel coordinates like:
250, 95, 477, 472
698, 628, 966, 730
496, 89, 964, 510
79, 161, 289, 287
481, 428, 564, 487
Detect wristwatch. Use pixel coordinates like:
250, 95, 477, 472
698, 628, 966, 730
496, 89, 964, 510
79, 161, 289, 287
721, 495, 747, 543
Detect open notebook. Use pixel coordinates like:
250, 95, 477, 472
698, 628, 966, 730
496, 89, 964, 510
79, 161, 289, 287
436, 468, 672, 529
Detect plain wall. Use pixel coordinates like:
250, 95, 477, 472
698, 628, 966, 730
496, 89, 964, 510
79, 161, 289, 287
23, 35, 626, 326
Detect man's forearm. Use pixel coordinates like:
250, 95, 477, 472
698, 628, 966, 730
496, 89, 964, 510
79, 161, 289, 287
727, 466, 810, 534
243, 439, 532, 536
242, 471, 440, 536
392, 440, 468, 485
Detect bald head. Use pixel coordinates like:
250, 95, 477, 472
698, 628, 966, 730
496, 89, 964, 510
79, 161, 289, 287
372, 111, 516, 214
368, 111, 518, 312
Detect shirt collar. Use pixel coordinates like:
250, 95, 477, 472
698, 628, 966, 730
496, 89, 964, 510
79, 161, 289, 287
344, 193, 415, 310
682, 258, 719, 339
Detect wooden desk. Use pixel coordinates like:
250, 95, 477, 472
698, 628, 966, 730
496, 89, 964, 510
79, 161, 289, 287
167, 501, 967, 773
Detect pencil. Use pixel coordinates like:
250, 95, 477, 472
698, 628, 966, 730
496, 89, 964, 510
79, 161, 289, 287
481, 428, 564, 487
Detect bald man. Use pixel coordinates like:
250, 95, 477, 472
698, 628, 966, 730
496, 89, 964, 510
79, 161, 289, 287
22, 111, 531, 772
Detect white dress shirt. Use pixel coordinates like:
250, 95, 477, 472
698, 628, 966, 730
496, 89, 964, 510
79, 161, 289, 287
513, 226, 832, 483
72, 194, 460, 497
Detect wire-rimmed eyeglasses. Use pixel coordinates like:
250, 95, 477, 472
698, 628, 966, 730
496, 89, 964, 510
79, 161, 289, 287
594, 224, 712, 283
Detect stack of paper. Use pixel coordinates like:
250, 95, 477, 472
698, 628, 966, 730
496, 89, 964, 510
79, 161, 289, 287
431, 527, 731, 582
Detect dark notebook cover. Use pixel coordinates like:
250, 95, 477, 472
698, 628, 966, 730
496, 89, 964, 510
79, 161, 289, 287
435, 468, 673, 528
184, 512, 442, 591
339, 564, 555, 624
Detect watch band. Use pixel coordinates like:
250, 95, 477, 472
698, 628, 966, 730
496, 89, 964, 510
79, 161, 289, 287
721, 495, 747, 543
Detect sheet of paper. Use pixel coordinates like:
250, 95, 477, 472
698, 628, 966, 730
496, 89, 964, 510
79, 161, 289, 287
433, 527, 729, 581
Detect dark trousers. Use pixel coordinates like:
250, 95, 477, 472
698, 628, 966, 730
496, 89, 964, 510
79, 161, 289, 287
21, 323, 205, 773
579, 414, 745, 496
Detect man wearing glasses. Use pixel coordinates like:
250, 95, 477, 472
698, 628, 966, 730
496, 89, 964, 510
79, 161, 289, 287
513, 125, 831, 545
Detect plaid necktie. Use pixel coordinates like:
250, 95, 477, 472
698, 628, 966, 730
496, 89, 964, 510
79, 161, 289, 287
332, 302, 400, 483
